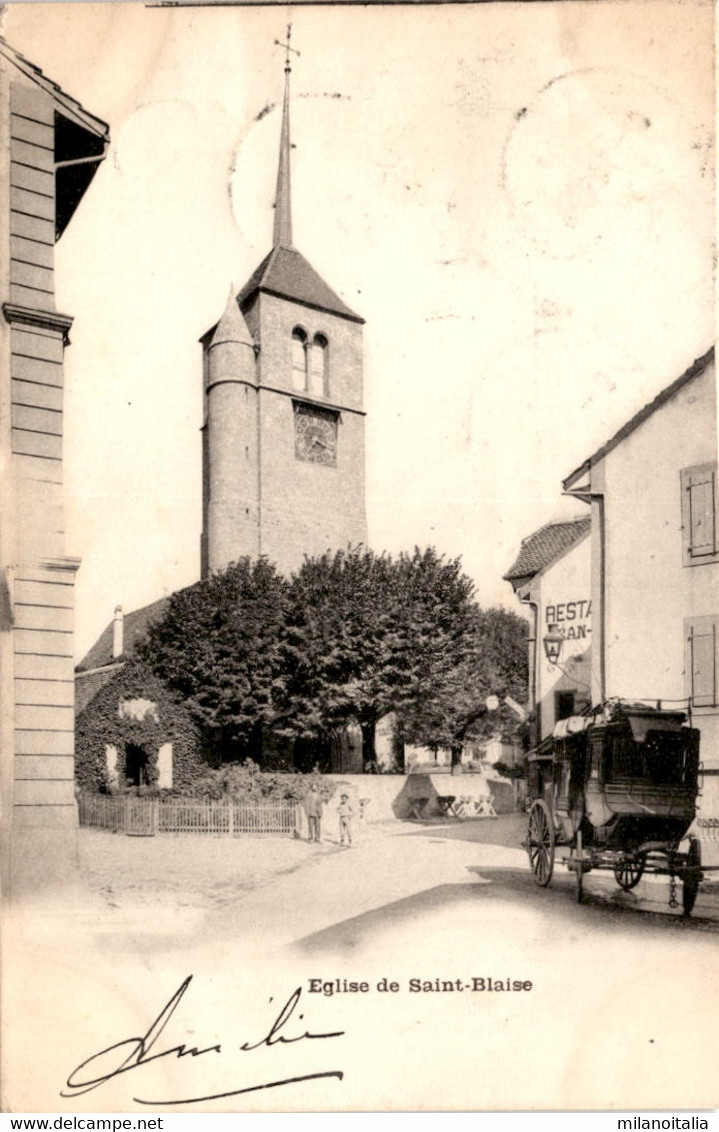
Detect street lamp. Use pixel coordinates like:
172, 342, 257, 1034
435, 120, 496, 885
543, 624, 564, 665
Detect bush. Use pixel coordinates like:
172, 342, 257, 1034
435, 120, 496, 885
180, 760, 337, 804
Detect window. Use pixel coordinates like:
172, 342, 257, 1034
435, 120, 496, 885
685, 615, 718, 708
291, 327, 307, 392
555, 691, 576, 722
309, 334, 329, 397
681, 463, 718, 565
291, 327, 329, 397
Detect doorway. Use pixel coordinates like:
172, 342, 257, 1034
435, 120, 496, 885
125, 742, 149, 788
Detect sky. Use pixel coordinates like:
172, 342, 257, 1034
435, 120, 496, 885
3, 0, 715, 660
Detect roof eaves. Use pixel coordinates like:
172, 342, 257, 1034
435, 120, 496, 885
562, 348, 714, 491
502, 517, 590, 582
562, 459, 592, 493
0, 37, 109, 140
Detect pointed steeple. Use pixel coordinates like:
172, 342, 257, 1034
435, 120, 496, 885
272, 27, 295, 249
234, 25, 363, 325
210, 283, 254, 349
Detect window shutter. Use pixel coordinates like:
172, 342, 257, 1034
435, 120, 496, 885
687, 468, 717, 557
688, 620, 717, 707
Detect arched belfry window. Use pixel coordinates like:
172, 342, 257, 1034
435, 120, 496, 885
291, 327, 308, 392
309, 334, 329, 397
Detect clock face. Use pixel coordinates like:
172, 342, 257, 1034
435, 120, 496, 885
294, 404, 338, 466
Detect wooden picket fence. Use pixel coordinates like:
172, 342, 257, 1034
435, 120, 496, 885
78, 794, 298, 838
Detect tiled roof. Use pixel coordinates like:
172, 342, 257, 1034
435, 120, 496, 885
563, 347, 714, 491
503, 516, 590, 584
76, 596, 170, 673
237, 245, 364, 324
75, 666, 120, 715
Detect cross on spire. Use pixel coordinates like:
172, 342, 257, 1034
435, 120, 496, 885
274, 23, 300, 75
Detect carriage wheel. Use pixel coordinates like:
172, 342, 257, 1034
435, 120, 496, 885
614, 855, 645, 892
527, 799, 555, 887
682, 838, 702, 916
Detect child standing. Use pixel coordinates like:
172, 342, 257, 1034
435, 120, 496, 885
337, 793, 354, 846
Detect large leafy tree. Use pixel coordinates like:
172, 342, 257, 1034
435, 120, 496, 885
277, 546, 482, 765
138, 548, 527, 772
275, 547, 393, 762
138, 558, 288, 759
398, 605, 528, 766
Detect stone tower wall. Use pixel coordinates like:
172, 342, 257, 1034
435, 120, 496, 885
244, 291, 367, 576
204, 337, 260, 573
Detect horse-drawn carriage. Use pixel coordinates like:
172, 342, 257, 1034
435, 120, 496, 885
525, 700, 706, 913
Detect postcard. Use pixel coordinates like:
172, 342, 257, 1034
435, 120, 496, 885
0, 0, 717, 1115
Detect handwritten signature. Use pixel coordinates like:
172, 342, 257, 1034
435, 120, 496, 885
61, 976, 344, 1106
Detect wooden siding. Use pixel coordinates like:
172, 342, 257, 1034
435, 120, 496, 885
11, 235, 53, 268
14, 603, 73, 632
12, 453, 63, 484
11, 81, 55, 125
14, 627, 73, 658
10, 211, 54, 243
10, 186, 55, 222
11, 569, 77, 812
14, 780, 75, 805
11, 327, 64, 364
9, 83, 56, 310
15, 679, 74, 707
4, 82, 83, 844
14, 654, 72, 682
13, 805, 76, 829
10, 161, 54, 197
12, 379, 63, 411
12, 429, 62, 460
14, 755, 74, 780
10, 323, 65, 474
12, 403, 63, 436
15, 730, 73, 756
10, 137, 54, 174
10, 114, 53, 150
14, 577, 75, 608
11, 260, 54, 293
10, 283, 54, 308
15, 703, 74, 731
12, 354, 63, 386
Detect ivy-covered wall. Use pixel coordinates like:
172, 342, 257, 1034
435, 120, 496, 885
75, 659, 202, 792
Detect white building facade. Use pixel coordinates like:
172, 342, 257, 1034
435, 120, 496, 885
505, 517, 591, 745
563, 348, 718, 864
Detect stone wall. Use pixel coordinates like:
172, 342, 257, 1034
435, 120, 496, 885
305, 772, 522, 826
248, 291, 367, 576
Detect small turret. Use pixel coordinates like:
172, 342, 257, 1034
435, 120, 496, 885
202, 287, 260, 576
206, 285, 256, 389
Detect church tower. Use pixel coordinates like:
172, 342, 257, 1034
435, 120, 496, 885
201, 35, 367, 578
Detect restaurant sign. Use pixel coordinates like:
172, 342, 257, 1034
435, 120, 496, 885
545, 599, 592, 641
